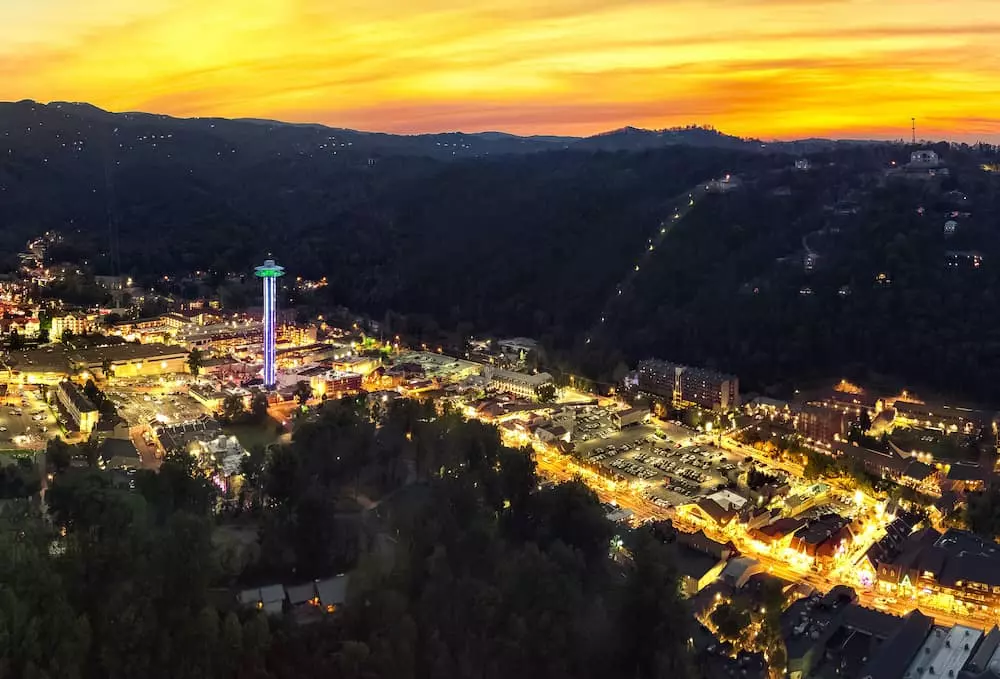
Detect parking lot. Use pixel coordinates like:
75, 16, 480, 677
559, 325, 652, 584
571, 406, 622, 443
107, 388, 209, 427
571, 413, 745, 509
0, 390, 59, 450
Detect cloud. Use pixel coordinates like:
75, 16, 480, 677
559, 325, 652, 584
0, 0, 998, 140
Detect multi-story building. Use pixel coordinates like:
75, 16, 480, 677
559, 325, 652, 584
51, 312, 93, 339
794, 405, 850, 443
637, 359, 739, 411
55, 380, 99, 434
279, 324, 319, 347
637, 359, 680, 400
910, 149, 940, 166
310, 370, 363, 399
484, 368, 554, 400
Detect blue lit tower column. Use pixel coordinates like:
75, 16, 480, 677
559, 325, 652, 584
254, 259, 285, 389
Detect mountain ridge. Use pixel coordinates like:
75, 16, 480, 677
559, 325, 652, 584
5, 99, 883, 153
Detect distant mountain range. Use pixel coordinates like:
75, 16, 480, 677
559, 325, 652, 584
1, 100, 883, 159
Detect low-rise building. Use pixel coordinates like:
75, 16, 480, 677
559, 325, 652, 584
614, 405, 648, 429
891, 399, 997, 436
484, 368, 554, 400
100, 437, 141, 470
189, 384, 227, 411
873, 529, 1000, 614
55, 380, 99, 433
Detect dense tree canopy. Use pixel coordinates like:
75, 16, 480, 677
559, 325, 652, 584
1, 397, 700, 679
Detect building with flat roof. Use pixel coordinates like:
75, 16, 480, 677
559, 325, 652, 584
396, 351, 481, 382
55, 380, 99, 433
858, 610, 934, 679
795, 404, 850, 443
903, 626, 981, 679
614, 406, 648, 429
892, 399, 998, 436
4, 343, 190, 383
71, 343, 190, 378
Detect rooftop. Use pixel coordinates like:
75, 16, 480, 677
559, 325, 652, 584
858, 610, 934, 679
57, 380, 98, 414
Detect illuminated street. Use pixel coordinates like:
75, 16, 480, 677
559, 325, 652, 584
497, 420, 1000, 632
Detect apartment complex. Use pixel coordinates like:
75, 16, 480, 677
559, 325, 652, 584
637, 359, 739, 411
55, 380, 99, 433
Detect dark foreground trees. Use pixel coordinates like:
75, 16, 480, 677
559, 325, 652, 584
1, 398, 697, 679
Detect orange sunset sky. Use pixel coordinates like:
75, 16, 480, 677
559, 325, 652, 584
1, 0, 999, 141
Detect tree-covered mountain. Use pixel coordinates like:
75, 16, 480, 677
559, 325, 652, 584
3, 100, 1000, 399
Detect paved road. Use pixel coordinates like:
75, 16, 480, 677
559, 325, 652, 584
521, 431, 999, 630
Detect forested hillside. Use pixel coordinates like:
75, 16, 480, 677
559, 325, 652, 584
3, 100, 1000, 398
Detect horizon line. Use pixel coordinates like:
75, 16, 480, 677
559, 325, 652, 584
2, 98, 993, 147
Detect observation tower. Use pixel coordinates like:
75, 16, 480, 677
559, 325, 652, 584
254, 258, 285, 388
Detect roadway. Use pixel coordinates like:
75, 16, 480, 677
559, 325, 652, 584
512, 428, 999, 631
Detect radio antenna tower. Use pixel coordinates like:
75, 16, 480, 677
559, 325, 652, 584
911, 118, 916, 145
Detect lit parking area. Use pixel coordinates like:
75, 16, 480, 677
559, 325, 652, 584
575, 416, 745, 508
107, 389, 209, 427
571, 406, 622, 443
0, 391, 59, 449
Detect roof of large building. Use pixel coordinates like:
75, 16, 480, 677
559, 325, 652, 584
675, 529, 732, 560
858, 610, 934, 679
155, 418, 222, 452
842, 603, 905, 641
6, 342, 189, 375
316, 575, 349, 607
947, 463, 987, 482
694, 498, 736, 525
58, 380, 98, 414
967, 627, 1000, 674
893, 400, 997, 425
920, 626, 982, 679
490, 369, 553, 386
673, 544, 723, 582
100, 438, 141, 469
70, 342, 189, 366
793, 514, 852, 547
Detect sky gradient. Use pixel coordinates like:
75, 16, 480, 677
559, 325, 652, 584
2, 0, 999, 141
